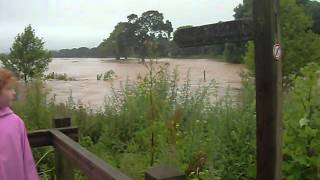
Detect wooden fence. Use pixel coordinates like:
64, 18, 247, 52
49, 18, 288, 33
28, 117, 186, 180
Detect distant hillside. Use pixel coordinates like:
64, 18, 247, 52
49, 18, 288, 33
50, 47, 108, 58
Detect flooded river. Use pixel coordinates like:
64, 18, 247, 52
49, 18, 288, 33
45, 58, 245, 109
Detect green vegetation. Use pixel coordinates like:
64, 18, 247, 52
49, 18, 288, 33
97, 70, 116, 81
227, 0, 320, 64
98, 11, 173, 62
243, 0, 320, 86
13, 60, 320, 179
45, 72, 76, 81
283, 63, 320, 179
98, 22, 135, 60
97, 73, 102, 80
0, 25, 51, 82
13, 64, 257, 179
103, 70, 116, 81
50, 47, 102, 58
298, 0, 320, 34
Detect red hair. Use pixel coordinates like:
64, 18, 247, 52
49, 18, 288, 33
0, 68, 16, 91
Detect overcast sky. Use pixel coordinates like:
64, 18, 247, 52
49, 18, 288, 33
0, 0, 242, 53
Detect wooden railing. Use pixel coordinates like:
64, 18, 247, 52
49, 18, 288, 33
28, 117, 186, 180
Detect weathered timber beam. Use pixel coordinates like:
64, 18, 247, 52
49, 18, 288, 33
174, 19, 254, 47
53, 117, 76, 180
50, 129, 132, 180
28, 127, 78, 148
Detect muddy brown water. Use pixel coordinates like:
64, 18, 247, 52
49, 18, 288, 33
44, 58, 245, 110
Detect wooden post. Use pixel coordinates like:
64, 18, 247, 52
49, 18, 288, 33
53, 117, 75, 180
254, 0, 282, 179
203, 67, 206, 82
145, 166, 186, 180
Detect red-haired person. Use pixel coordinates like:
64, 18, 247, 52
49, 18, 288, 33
0, 68, 39, 180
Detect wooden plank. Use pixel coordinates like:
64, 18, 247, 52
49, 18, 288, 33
173, 19, 254, 47
28, 129, 51, 147
254, 0, 282, 179
53, 118, 75, 180
50, 129, 132, 180
53, 117, 71, 128
28, 127, 78, 148
145, 166, 186, 180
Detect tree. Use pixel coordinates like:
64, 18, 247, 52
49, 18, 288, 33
243, 0, 320, 85
98, 11, 173, 61
51, 47, 105, 58
233, 0, 253, 20
226, 0, 318, 64
99, 22, 136, 60
302, 0, 320, 34
234, 0, 320, 35
1, 25, 51, 82
128, 10, 173, 62
0, 53, 8, 61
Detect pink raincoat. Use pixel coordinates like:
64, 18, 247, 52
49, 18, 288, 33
0, 106, 39, 180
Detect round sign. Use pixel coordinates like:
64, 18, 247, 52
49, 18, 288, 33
273, 44, 282, 61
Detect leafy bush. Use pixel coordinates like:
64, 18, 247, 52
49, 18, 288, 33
103, 70, 116, 81
282, 63, 320, 179
96, 70, 116, 81
45, 72, 76, 81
